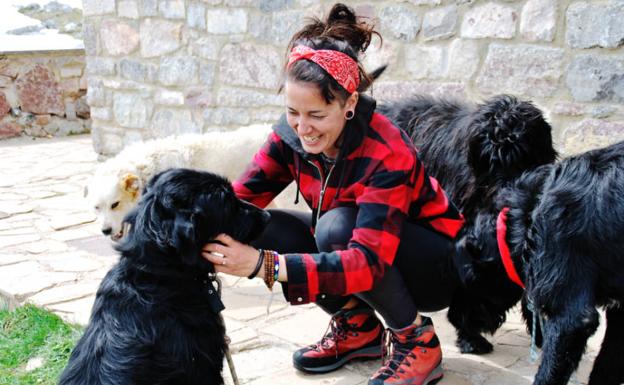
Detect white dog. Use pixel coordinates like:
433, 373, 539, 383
85, 124, 304, 240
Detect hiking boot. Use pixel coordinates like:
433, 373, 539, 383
293, 307, 383, 373
368, 316, 443, 385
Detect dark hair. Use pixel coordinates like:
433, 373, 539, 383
281, 3, 381, 104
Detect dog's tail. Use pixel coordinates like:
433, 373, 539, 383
467, 95, 558, 191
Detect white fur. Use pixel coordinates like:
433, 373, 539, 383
86, 124, 305, 240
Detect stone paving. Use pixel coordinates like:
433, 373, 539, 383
0, 134, 605, 385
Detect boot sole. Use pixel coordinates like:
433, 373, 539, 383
293, 345, 382, 374
423, 364, 444, 385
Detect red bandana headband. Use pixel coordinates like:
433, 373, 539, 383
287, 45, 360, 94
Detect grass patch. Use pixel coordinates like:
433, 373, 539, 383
0, 304, 83, 385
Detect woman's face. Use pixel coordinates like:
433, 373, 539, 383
285, 80, 357, 159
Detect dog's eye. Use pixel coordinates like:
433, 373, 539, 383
111, 201, 120, 210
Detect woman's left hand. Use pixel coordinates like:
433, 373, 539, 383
202, 234, 260, 277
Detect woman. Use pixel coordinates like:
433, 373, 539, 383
203, 4, 464, 385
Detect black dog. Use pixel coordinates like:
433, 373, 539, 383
378, 94, 557, 354
59, 168, 270, 385
457, 140, 624, 385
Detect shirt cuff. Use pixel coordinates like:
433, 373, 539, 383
284, 253, 312, 305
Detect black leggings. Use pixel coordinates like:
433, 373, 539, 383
251, 207, 456, 329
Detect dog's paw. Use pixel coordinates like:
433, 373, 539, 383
456, 335, 493, 355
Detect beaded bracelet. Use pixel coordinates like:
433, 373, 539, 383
247, 249, 265, 279
263, 249, 280, 290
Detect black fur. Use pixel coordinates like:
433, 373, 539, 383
378, 94, 557, 354
59, 168, 270, 385
458, 141, 624, 385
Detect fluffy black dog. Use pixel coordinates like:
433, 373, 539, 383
378, 94, 557, 354
457, 140, 624, 385
59, 168, 270, 385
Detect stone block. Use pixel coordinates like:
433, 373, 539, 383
374, 80, 466, 102
15, 65, 64, 116
90, 107, 112, 121
566, 1, 624, 49
405, 45, 447, 79
0, 91, 10, 119
448, 39, 481, 80
86, 79, 109, 107
101, 21, 140, 56
155, 89, 185, 106
113, 93, 152, 128
140, 19, 183, 58
86, 57, 116, 76
461, 2, 517, 39
199, 61, 215, 86
219, 43, 281, 89
158, 56, 198, 86
141, 0, 158, 16
269, 10, 305, 45
476, 44, 564, 98
203, 107, 251, 126
83, 0, 115, 16
76, 96, 90, 119
192, 37, 221, 60
423, 5, 458, 41
185, 89, 214, 108
562, 119, 624, 155
92, 126, 124, 155
60, 66, 82, 78
520, 0, 557, 42
159, 0, 185, 19
81, 20, 99, 56
118, 0, 140, 18
60, 78, 81, 97
65, 101, 76, 120
408, 0, 441, 4
0, 122, 22, 139
119, 59, 158, 82
207, 9, 247, 34
150, 108, 200, 136
216, 87, 283, 108
187, 2, 206, 29
0, 75, 11, 88
566, 54, 624, 103
379, 5, 420, 41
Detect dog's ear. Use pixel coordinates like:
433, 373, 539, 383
120, 173, 141, 199
170, 213, 201, 265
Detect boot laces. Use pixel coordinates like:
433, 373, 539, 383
378, 327, 427, 378
313, 311, 352, 357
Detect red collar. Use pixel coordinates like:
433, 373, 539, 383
496, 208, 525, 289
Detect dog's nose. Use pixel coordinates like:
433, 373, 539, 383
102, 227, 112, 236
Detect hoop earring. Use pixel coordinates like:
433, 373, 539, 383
345, 110, 354, 120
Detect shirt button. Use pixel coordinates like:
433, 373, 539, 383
297, 297, 303, 302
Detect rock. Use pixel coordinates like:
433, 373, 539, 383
566, 1, 624, 49
15, 65, 64, 116
461, 2, 517, 39
118, 0, 139, 19
150, 108, 200, 136
139, 19, 183, 58
75, 96, 90, 119
423, 5, 458, 40
448, 39, 481, 80
113, 93, 152, 128
379, 5, 420, 41
119, 59, 158, 82
476, 44, 564, 98
566, 55, 624, 103
520, 0, 557, 42
187, 2, 206, 29
207, 8, 247, 34
158, 56, 199, 86
0, 122, 22, 139
219, 43, 281, 89
405, 45, 447, 79
159, 0, 185, 19
100, 21, 140, 56
83, 0, 115, 16
0, 91, 11, 119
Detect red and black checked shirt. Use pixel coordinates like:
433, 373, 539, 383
234, 95, 464, 305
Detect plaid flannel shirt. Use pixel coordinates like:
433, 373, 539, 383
233, 95, 464, 305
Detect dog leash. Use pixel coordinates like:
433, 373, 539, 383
212, 275, 241, 385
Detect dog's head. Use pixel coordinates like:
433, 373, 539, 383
452, 211, 525, 319
468, 95, 558, 186
85, 172, 143, 241
118, 168, 270, 269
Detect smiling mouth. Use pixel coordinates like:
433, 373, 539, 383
302, 135, 320, 143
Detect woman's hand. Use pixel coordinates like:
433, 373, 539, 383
202, 234, 261, 278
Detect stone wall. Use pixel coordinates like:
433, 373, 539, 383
0, 50, 90, 139
82, 0, 624, 156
